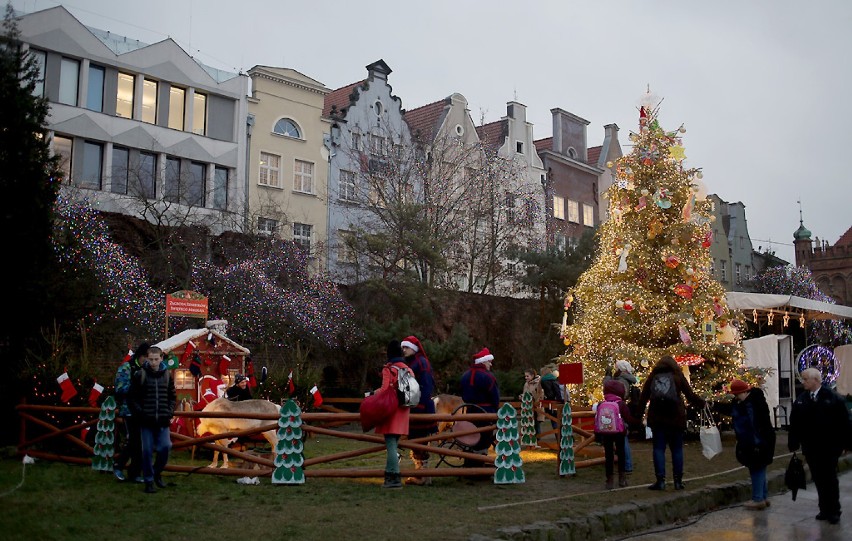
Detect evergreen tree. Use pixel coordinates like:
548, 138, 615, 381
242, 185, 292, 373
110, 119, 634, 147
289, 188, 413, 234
561, 98, 744, 401
0, 7, 61, 381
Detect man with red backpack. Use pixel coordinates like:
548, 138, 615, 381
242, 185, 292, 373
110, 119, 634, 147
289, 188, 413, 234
595, 379, 640, 489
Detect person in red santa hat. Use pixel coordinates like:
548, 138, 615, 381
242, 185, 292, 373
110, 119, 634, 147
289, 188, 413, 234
400, 336, 437, 485
459, 347, 500, 470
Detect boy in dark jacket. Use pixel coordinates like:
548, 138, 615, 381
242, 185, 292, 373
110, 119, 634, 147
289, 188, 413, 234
130, 346, 176, 494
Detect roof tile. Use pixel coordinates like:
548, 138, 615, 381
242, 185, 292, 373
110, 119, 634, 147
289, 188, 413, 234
322, 80, 366, 118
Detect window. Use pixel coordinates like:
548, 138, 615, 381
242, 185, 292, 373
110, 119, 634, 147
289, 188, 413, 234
273, 118, 301, 138
745, 266, 751, 281
568, 147, 578, 159
553, 195, 565, 220
339, 170, 357, 201
257, 217, 278, 236
164, 157, 181, 202
582, 203, 594, 227
710, 259, 716, 277
192, 92, 207, 135
259, 152, 281, 187
351, 132, 361, 151
188, 162, 205, 207
116, 73, 134, 118
111, 146, 129, 194
369, 134, 385, 155
374, 100, 383, 116
293, 223, 312, 253
720, 260, 728, 282
30, 50, 46, 97
80, 141, 103, 189
555, 234, 566, 252
212, 166, 228, 210
567, 200, 579, 223
86, 65, 105, 112
505, 193, 516, 223
58, 57, 79, 106
141, 79, 158, 124
293, 160, 313, 193
337, 230, 356, 262
736, 263, 742, 284
134, 152, 156, 199
53, 135, 73, 181
168, 87, 185, 130
173, 369, 194, 390
516, 141, 524, 154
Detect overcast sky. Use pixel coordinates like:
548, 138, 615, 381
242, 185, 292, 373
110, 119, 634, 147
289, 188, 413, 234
13, 0, 852, 263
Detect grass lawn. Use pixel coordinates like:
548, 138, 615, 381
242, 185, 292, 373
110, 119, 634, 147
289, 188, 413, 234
1, 430, 791, 541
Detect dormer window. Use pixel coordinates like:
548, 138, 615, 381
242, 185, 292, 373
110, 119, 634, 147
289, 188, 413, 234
273, 118, 301, 139
567, 147, 578, 159
516, 141, 524, 154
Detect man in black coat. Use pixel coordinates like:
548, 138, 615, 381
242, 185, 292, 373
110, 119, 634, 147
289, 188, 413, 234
788, 367, 851, 524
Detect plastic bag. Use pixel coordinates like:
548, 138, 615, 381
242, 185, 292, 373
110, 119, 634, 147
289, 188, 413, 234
700, 405, 722, 460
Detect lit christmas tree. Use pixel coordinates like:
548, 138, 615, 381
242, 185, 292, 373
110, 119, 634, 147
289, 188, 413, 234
560, 95, 744, 402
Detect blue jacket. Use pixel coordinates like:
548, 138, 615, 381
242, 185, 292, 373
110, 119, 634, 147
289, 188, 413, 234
405, 352, 437, 433
460, 365, 500, 413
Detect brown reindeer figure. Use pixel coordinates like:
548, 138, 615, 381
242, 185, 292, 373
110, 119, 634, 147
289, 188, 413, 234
196, 398, 280, 468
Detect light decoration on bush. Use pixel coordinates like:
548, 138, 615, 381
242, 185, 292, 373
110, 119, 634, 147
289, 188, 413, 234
558, 97, 744, 402
797, 345, 839, 385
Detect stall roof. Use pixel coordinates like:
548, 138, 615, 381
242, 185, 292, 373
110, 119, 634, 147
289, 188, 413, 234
725, 292, 852, 320
154, 328, 251, 355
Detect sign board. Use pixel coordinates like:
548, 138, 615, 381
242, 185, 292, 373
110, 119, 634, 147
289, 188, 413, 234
166, 291, 208, 319
558, 363, 584, 385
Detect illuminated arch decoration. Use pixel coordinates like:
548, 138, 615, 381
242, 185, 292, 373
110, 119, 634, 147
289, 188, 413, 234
796, 345, 839, 385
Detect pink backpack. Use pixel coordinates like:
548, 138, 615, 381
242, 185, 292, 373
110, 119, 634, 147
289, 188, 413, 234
595, 400, 625, 434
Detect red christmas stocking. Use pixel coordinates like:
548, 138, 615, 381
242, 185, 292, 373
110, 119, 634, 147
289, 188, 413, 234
57, 372, 78, 402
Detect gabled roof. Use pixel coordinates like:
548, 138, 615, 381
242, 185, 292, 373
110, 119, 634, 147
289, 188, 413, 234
404, 97, 451, 141
322, 80, 366, 119
587, 145, 602, 167
476, 119, 508, 149
533, 137, 552, 153
836, 226, 852, 246
155, 327, 250, 355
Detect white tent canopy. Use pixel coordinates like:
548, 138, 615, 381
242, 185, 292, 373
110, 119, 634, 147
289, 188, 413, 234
725, 292, 852, 321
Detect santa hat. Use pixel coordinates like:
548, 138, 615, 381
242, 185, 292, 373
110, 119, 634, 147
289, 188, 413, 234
473, 348, 494, 365
400, 335, 423, 355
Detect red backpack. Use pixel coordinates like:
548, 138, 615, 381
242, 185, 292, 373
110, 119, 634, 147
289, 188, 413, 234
595, 400, 625, 434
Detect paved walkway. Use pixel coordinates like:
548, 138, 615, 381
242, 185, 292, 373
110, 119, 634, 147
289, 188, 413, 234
627, 468, 852, 541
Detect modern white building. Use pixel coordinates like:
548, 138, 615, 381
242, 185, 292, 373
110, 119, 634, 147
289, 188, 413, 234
17, 6, 249, 233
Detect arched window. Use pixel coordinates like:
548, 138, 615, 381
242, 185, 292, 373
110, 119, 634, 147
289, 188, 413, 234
273, 118, 301, 138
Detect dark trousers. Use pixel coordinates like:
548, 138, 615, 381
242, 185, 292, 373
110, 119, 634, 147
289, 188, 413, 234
600, 433, 626, 477
114, 416, 141, 478
806, 452, 841, 516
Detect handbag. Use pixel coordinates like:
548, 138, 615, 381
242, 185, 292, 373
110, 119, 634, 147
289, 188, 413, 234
699, 405, 723, 460
784, 452, 807, 501
359, 387, 398, 432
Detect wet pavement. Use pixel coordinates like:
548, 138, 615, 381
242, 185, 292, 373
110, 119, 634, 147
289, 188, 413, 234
626, 468, 852, 541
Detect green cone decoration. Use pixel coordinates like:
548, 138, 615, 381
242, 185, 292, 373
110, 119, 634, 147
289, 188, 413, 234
519, 391, 538, 448
272, 399, 305, 484
558, 402, 576, 476
493, 403, 525, 484
92, 396, 117, 471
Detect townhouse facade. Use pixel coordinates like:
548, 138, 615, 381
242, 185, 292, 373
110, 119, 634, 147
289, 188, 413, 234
247, 65, 330, 269
323, 60, 412, 283
17, 6, 249, 233
795, 222, 852, 305
535, 109, 622, 250
707, 194, 768, 291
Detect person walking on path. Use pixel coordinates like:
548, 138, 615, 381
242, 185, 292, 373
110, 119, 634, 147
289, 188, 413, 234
400, 335, 437, 486
727, 379, 776, 510
375, 341, 414, 489
130, 346, 176, 494
788, 367, 852, 524
639, 355, 705, 491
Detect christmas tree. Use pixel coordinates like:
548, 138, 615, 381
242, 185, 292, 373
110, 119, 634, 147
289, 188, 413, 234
558, 403, 576, 476
91, 396, 117, 471
272, 399, 305, 485
560, 95, 744, 402
493, 403, 525, 484
518, 391, 538, 448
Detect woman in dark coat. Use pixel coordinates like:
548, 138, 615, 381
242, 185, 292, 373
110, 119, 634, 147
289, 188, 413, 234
639, 355, 705, 490
729, 379, 776, 510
